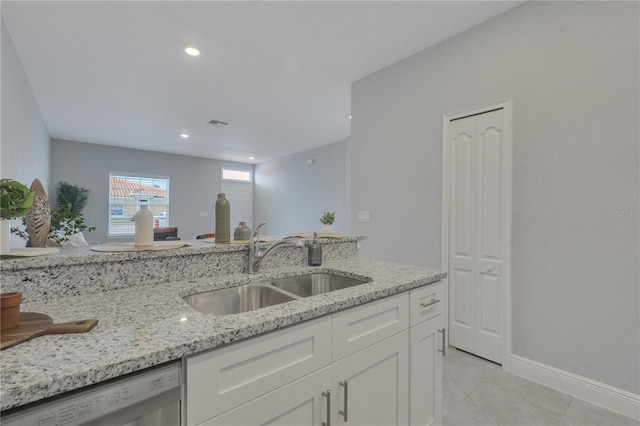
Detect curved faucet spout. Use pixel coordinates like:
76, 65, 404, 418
248, 222, 304, 274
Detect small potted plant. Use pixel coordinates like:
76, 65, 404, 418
49, 181, 96, 244
320, 211, 336, 234
1, 179, 34, 254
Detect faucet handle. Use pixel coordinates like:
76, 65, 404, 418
253, 221, 267, 237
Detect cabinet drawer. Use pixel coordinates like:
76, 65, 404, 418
332, 293, 409, 361
410, 282, 444, 326
186, 316, 332, 425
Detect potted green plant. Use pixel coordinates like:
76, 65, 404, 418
320, 211, 336, 233
1, 179, 34, 254
49, 182, 96, 244
12, 181, 95, 245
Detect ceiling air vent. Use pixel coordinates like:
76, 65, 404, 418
209, 119, 229, 127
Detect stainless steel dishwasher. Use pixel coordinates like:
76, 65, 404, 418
1, 361, 181, 426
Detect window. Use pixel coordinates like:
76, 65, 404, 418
108, 174, 169, 236
222, 168, 252, 182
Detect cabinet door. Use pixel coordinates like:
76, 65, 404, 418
410, 315, 443, 426
331, 330, 409, 426
201, 366, 332, 426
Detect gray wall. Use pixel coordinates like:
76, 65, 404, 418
1, 18, 51, 248
50, 139, 252, 243
351, 1, 639, 394
254, 140, 348, 236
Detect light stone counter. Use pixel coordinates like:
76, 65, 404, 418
0, 238, 445, 412
0, 237, 364, 302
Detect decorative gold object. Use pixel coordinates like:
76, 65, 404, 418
25, 179, 50, 248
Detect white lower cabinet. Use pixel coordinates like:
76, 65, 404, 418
410, 315, 443, 426
331, 330, 409, 426
409, 282, 445, 426
186, 286, 443, 426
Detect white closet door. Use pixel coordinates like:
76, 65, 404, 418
448, 117, 477, 354
447, 109, 505, 365
474, 110, 504, 363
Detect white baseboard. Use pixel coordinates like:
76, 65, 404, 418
510, 354, 640, 421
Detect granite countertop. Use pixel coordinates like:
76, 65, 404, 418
0, 236, 366, 271
0, 257, 445, 412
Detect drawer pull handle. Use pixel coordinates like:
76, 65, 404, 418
420, 298, 440, 308
339, 380, 348, 421
438, 328, 446, 356
322, 390, 331, 426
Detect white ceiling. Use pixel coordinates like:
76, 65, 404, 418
2, 1, 523, 164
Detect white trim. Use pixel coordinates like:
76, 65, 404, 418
441, 98, 513, 371
511, 354, 640, 421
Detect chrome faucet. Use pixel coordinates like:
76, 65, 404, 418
248, 221, 304, 274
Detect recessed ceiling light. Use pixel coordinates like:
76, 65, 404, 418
180, 133, 189, 139
185, 47, 200, 56
249, 156, 255, 160
349, 115, 352, 119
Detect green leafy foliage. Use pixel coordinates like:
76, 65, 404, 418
1, 179, 34, 219
320, 211, 336, 225
11, 181, 96, 244
49, 202, 96, 243
55, 181, 89, 214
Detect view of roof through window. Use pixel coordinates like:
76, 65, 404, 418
108, 174, 169, 236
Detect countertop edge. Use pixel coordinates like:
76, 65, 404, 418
0, 258, 444, 412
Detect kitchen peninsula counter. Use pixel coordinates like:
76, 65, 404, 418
0, 238, 445, 412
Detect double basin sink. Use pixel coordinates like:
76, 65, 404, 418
183, 273, 372, 316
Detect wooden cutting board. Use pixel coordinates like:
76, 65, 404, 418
1, 312, 98, 350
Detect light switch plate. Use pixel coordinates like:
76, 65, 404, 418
357, 211, 370, 222
200, 212, 208, 217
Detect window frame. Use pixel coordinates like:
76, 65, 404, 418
108, 172, 170, 237
221, 168, 253, 183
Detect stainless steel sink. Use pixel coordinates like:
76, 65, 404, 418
271, 273, 371, 298
183, 284, 297, 316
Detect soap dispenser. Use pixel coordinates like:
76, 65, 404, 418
308, 232, 322, 266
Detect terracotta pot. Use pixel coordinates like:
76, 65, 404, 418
1, 292, 22, 330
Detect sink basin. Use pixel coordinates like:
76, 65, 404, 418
271, 273, 371, 298
183, 284, 297, 316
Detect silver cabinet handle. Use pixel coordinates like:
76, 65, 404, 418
420, 298, 440, 308
339, 380, 348, 421
438, 328, 446, 356
322, 390, 331, 426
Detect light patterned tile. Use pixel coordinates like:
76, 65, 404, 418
453, 378, 569, 426
442, 409, 482, 426
563, 397, 639, 426
443, 348, 500, 415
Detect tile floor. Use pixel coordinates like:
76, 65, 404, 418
442, 347, 639, 426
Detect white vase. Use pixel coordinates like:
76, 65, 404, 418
135, 203, 154, 247
322, 224, 334, 234
1, 219, 11, 255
